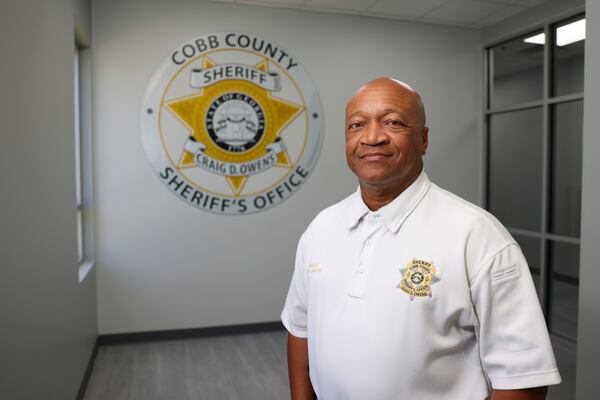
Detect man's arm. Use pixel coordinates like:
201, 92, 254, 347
490, 387, 548, 400
287, 333, 316, 400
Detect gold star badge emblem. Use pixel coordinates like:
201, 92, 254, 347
164, 57, 303, 195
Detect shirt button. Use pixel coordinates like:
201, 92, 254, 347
358, 265, 365, 273
365, 239, 372, 246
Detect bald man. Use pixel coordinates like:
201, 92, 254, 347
281, 78, 561, 399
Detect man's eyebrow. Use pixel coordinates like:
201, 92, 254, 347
379, 108, 407, 116
346, 108, 409, 119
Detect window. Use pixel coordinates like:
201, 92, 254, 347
74, 40, 95, 281
485, 15, 585, 345
74, 47, 84, 263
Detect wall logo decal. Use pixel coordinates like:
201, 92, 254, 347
141, 32, 324, 215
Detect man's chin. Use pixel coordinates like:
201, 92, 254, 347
357, 174, 395, 187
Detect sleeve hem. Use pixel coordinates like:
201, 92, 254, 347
490, 369, 562, 390
281, 312, 308, 338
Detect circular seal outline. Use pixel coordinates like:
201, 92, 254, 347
140, 32, 324, 215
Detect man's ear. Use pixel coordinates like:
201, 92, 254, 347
421, 127, 429, 155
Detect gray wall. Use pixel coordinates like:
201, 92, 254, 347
0, 0, 98, 399
576, 1, 600, 398
92, 0, 482, 334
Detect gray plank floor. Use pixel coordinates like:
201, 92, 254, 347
84, 330, 576, 400
84, 330, 290, 400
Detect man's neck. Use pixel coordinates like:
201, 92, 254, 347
359, 170, 422, 211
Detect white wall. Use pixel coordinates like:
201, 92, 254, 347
0, 0, 97, 399
92, 0, 482, 334
576, 1, 600, 398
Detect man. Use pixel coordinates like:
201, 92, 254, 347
281, 78, 561, 400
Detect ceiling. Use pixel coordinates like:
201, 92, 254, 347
207, 0, 552, 28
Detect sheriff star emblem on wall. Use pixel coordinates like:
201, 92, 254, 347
165, 57, 302, 195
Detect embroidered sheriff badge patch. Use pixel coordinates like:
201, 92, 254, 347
398, 259, 440, 300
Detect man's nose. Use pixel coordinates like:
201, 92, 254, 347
361, 123, 388, 146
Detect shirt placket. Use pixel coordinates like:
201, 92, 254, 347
347, 212, 386, 299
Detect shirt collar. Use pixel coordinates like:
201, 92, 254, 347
346, 170, 431, 233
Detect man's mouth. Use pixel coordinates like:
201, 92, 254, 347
359, 152, 390, 161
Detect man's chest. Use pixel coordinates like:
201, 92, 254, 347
303, 220, 484, 398
303, 221, 475, 330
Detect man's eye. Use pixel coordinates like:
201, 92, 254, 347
348, 122, 362, 130
387, 120, 404, 127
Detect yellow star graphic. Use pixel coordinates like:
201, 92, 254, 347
164, 57, 303, 195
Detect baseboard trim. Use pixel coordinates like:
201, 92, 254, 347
97, 321, 284, 345
75, 337, 99, 400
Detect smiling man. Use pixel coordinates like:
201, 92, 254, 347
281, 78, 561, 400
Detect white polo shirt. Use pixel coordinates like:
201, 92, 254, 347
281, 171, 561, 400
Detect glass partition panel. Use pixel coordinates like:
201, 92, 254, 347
490, 31, 544, 108
550, 241, 579, 340
551, 100, 583, 237
488, 108, 543, 231
553, 17, 585, 96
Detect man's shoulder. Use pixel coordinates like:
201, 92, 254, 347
303, 191, 357, 236
426, 183, 513, 243
427, 183, 488, 217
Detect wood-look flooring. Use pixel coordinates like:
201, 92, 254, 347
84, 330, 289, 400
84, 330, 575, 400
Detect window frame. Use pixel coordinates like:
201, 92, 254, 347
483, 12, 585, 343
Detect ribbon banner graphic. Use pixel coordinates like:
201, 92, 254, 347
190, 63, 281, 92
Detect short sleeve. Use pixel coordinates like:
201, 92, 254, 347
281, 232, 309, 338
470, 243, 562, 390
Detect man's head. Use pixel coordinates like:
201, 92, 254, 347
345, 77, 428, 192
